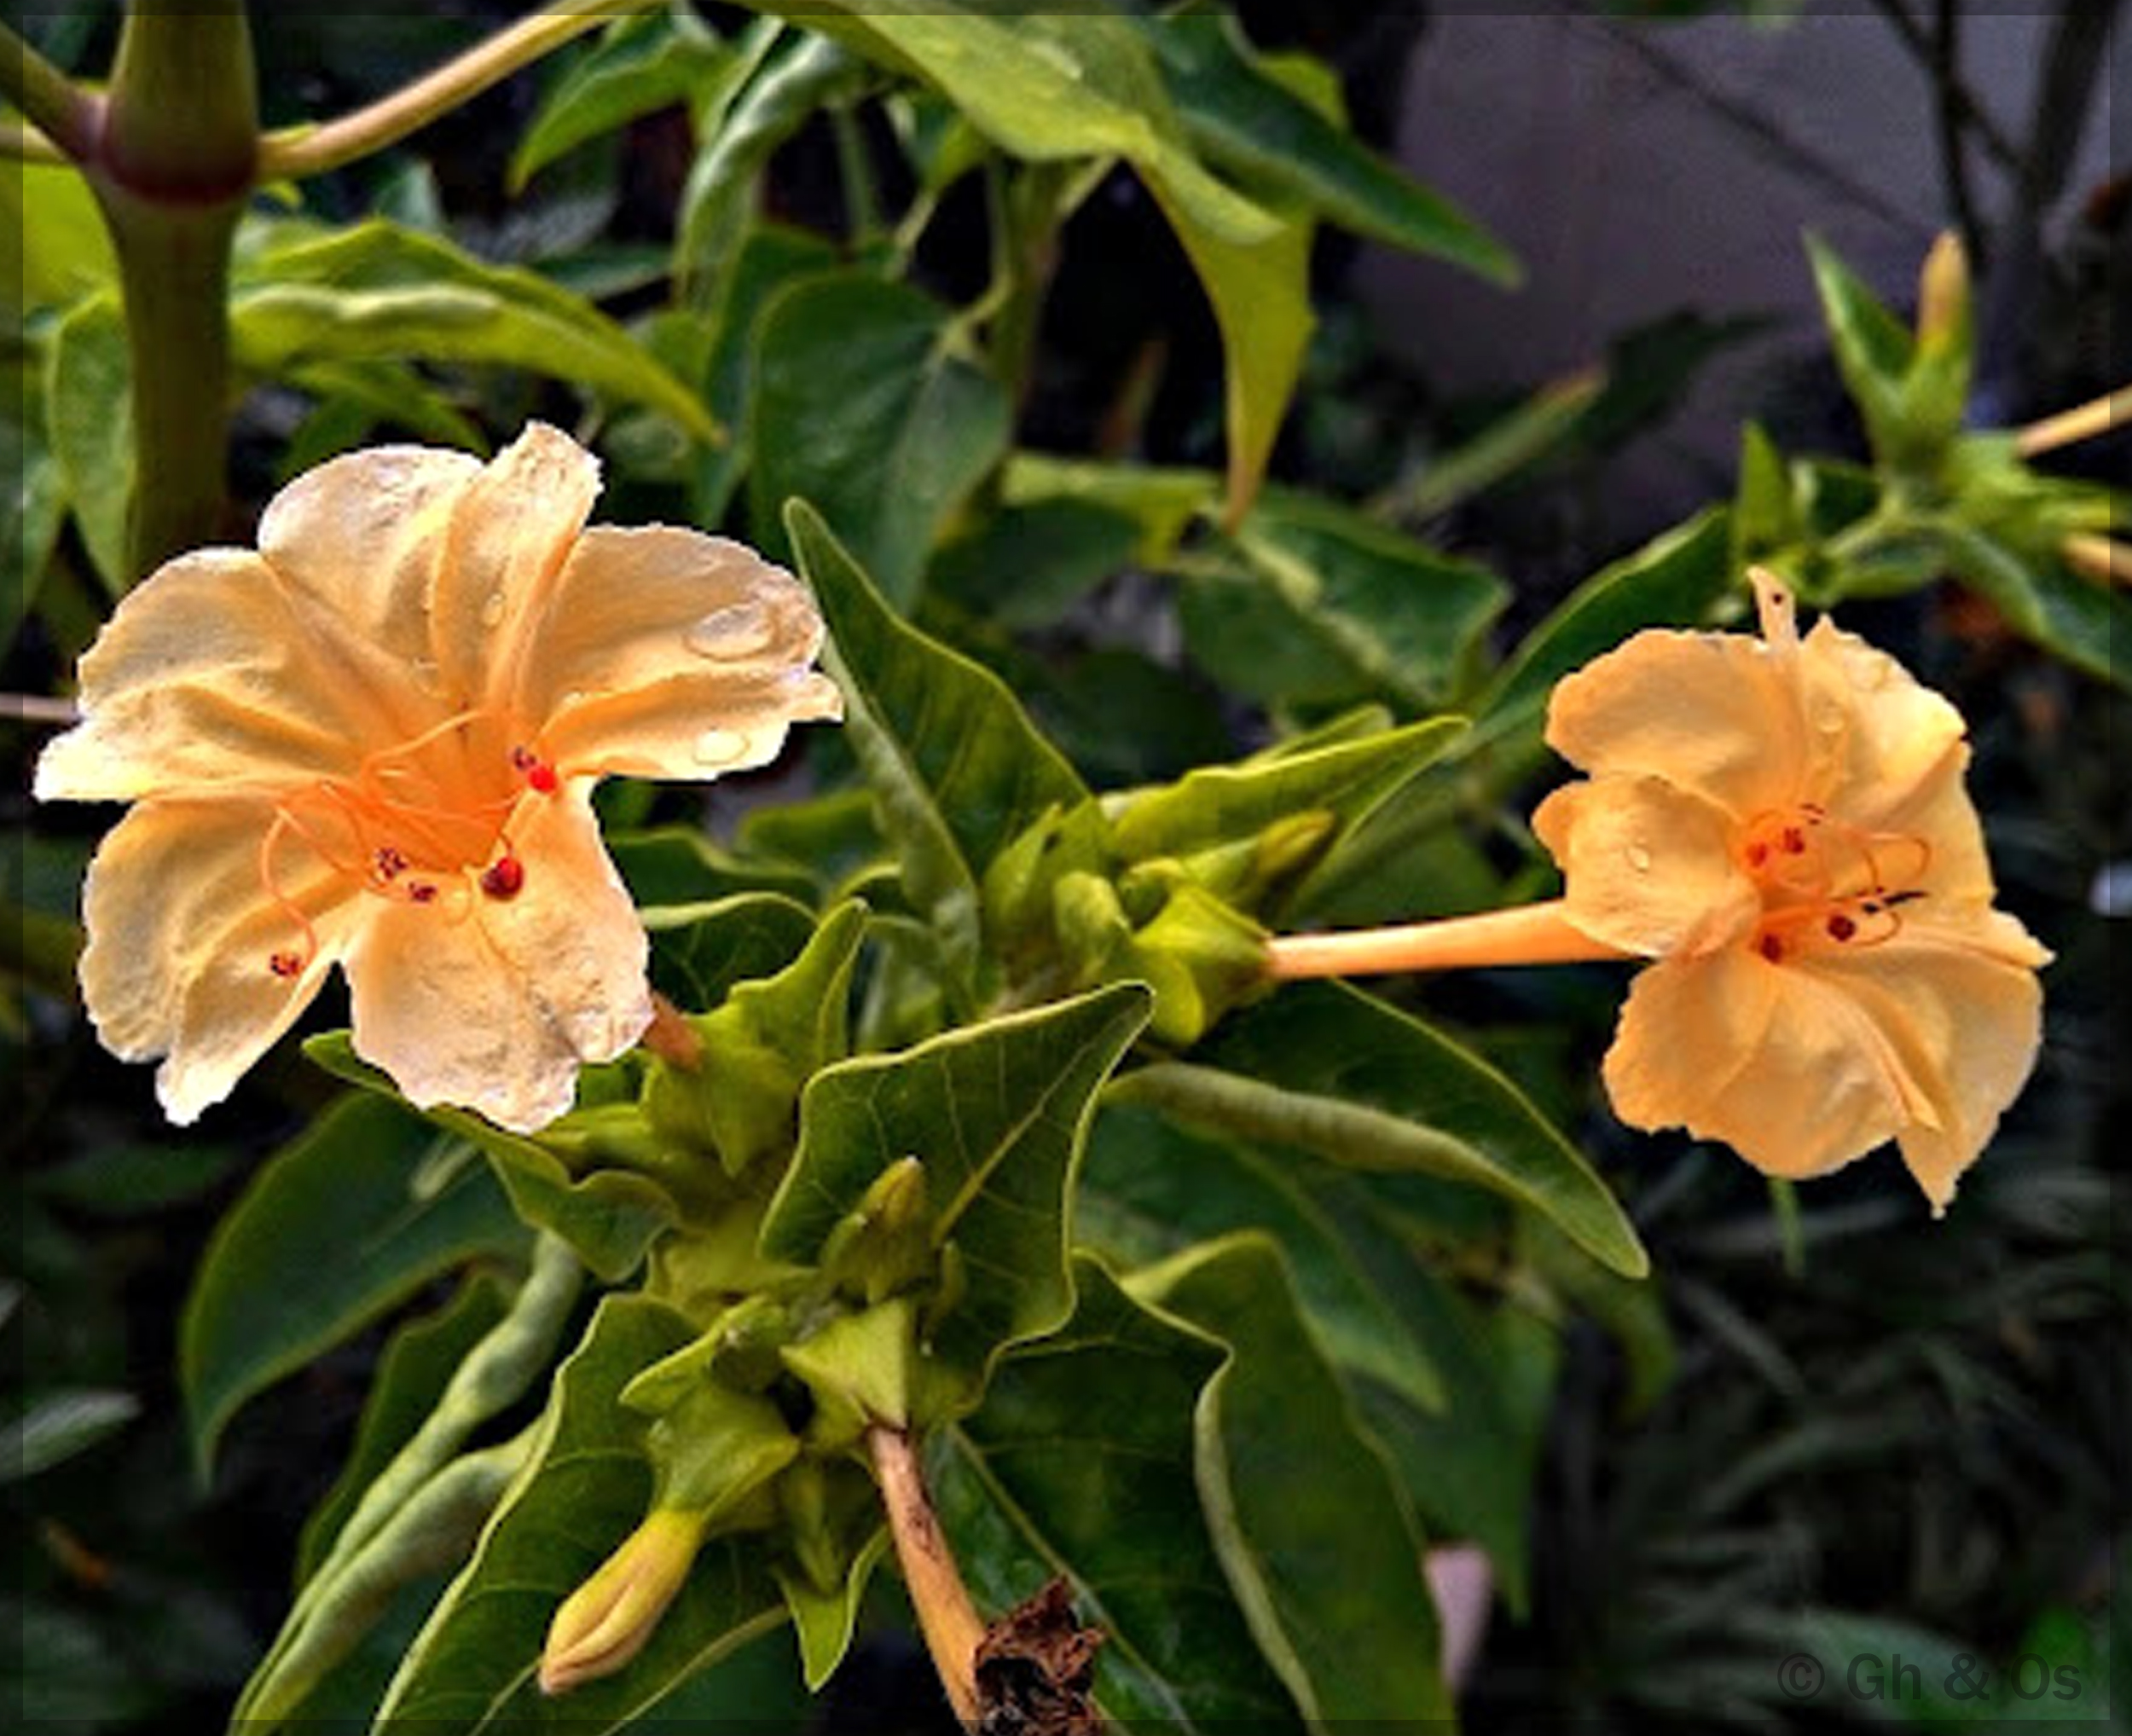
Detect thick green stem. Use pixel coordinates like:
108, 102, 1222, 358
96, 188, 246, 576
90, 1, 258, 579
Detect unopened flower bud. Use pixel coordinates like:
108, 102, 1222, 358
539, 1508, 709, 1697
1916, 230, 1969, 353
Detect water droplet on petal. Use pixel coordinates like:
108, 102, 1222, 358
1627, 842, 1653, 871
685, 601, 773, 660
410, 658, 443, 694
1814, 706, 1845, 734
479, 590, 507, 628
692, 727, 750, 767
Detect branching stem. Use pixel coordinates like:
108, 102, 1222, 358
256, 0, 657, 182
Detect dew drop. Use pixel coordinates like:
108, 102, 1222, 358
692, 726, 750, 767
1813, 706, 1845, 734
685, 601, 773, 660
410, 657, 443, 694
479, 590, 507, 629
1627, 842, 1653, 871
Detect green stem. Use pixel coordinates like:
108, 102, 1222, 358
0, 17, 99, 160
97, 189, 246, 576
256, 0, 657, 182
90, 1, 258, 579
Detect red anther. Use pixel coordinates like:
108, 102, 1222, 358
269, 951, 303, 979
408, 882, 439, 905
375, 845, 408, 880
1827, 912, 1857, 941
1781, 826, 1806, 854
1746, 842, 1770, 869
480, 854, 525, 900
1757, 933, 1785, 963
512, 745, 560, 793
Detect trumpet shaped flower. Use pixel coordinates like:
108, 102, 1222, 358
37, 424, 841, 1131
1532, 569, 2049, 1210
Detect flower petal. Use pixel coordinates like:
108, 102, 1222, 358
434, 422, 601, 710
1799, 909, 2048, 1212
257, 441, 483, 680
1602, 946, 1918, 1181
1532, 774, 1760, 958
77, 797, 358, 1122
1796, 617, 1968, 822
1544, 628, 1806, 819
36, 550, 387, 802
506, 524, 839, 780
345, 787, 651, 1134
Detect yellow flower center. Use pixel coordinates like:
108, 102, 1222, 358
258, 707, 561, 979
1735, 803, 1932, 964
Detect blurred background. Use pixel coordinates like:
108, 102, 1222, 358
5, 3, 2125, 1731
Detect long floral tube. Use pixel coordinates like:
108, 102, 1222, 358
1265, 900, 1634, 979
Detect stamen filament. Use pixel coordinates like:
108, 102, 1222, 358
1264, 900, 1636, 981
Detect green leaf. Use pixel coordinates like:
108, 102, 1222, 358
304, 1035, 676, 1283
640, 890, 822, 1013
1001, 451, 1219, 566
280, 360, 488, 466
1355, 1284, 1561, 1613
776, 1530, 886, 1693
1133, 1235, 1451, 1723
230, 219, 716, 442
1517, 1213, 1677, 1417
1805, 234, 1917, 466
930, 497, 1141, 631
43, 292, 132, 594
1144, 3, 1515, 283
1121, 981, 1648, 1277
935, 1257, 1305, 1733
786, 501, 1086, 985
1, 160, 118, 318
649, 902, 867, 1177
690, 222, 842, 525
1108, 715, 1465, 865
2, 363, 67, 646
297, 1273, 513, 1583
677, 27, 861, 304
761, 982, 1152, 1390
750, 0, 1309, 520
374, 1296, 789, 1736
511, 9, 727, 192
1180, 491, 1507, 712
611, 830, 820, 913
751, 273, 1011, 610
0, 1388, 140, 1483
179, 1094, 528, 1478
1080, 1101, 1445, 1418
29, 1137, 240, 1216
1926, 517, 2129, 692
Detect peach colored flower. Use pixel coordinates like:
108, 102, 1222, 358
36, 424, 841, 1132
1532, 568, 2049, 1212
